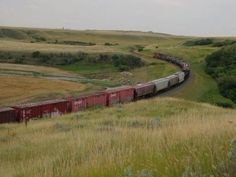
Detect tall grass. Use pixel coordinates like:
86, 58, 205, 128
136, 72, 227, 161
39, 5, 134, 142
0, 97, 235, 177
0, 76, 86, 106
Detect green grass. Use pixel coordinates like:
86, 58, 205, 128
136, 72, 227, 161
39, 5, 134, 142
0, 97, 235, 177
60, 62, 117, 75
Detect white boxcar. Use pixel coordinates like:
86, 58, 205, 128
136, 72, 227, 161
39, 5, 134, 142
174, 71, 185, 83
150, 78, 169, 92
165, 74, 179, 87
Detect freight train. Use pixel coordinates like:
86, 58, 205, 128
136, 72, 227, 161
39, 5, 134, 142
0, 53, 190, 124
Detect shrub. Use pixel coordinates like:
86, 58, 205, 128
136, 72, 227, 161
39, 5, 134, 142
0, 51, 144, 71
118, 65, 129, 71
59, 40, 96, 46
212, 40, 236, 47
135, 45, 145, 52
104, 42, 112, 46
32, 51, 41, 58
216, 100, 234, 108
184, 38, 213, 46
205, 45, 236, 103
112, 54, 144, 70
219, 77, 236, 103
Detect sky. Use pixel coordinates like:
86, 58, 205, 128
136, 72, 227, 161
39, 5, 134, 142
0, 0, 236, 36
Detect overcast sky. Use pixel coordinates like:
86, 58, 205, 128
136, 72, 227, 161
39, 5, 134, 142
0, 0, 236, 36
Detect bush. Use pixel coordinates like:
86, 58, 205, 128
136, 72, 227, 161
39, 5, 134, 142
104, 42, 112, 46
0, 50, 144, 71
135, 45, 145, 52
205, 45, 236, 104
58, 40, 96, 46
216, 100, 234, 108
112, 54, 144, 70
118, 65, 129, 71
32, 51, 40, 58
184, 38, 213, 46
219, 77, 236, 103
212, 40, 236, 47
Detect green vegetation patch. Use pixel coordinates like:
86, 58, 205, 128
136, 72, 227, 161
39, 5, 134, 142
50, 40, 96, 46
212, 40, 236, 47
0, 51, 144, 73
206, 44, 236, 105
184, 38, 236, 48
183, 38, 214, 46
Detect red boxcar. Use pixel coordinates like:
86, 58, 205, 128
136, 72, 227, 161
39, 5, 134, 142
70, 96, 87, 112
0, 107, 16, 124
134, 83, 155, 98
105, 86, 135, 106
70, 92, 107, 112
86, 92, 107, 108
12, 99, 70, 122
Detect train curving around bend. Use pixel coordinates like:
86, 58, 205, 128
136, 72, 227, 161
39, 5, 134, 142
0, 53, 190, 124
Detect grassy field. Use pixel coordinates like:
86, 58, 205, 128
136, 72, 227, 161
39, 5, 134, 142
0, 63, 78, 76
0, 97, 235, 177
0, 76, 87, 106
0, 40, 122, 53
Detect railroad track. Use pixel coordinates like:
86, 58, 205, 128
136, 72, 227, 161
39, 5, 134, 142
0, 53, 190, 124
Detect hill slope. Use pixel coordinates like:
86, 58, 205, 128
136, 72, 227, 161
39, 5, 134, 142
0, 26, 235, 107
0, 97, 235, 177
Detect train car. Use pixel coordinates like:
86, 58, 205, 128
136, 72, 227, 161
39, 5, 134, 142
154, 52, 190, 72
105, 86, 135, 106
13, 99, 70, 122
151, 78, 169, 92
70, 96, 87, 112
174, 71, 185, 83
0, 107, 16, 124
134, 83, 155, 98
165, 74, 179, 87
154, 53, 166, 60
86, 92, 107, 108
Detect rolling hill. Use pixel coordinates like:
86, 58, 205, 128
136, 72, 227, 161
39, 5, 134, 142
0, 26, 236, 177
0, 97, 235, 177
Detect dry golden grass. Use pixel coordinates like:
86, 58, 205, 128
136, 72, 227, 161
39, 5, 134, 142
0, 40, 123, 53
0, 76, 86, 106
0, 63, 76, 76
0, 97, 235, 177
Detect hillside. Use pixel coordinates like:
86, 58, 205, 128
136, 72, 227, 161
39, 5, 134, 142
140, 39, 236, 107
0, 27, 181, 106
0, 97, 235, 177
0, 27, 173, 44
0, 26, 235, 106
0, 76, 87, 106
